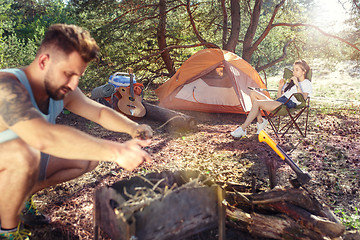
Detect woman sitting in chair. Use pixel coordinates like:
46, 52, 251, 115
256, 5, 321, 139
231, 59, 313, 138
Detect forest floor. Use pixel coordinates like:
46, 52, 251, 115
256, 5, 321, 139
29, 60, 359, 239
29, 102, 360, 239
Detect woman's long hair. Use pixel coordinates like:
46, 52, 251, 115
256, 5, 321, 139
284, 60, 311, 92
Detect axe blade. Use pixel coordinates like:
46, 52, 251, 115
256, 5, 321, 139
290, 172, 311, 188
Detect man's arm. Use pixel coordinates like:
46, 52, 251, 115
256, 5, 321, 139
0, 76, 151, 170
64, 88, 153, 139
13, 118, 151, 166
0, 75, 41, 127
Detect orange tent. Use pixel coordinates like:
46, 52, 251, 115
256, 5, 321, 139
155, 49, 269, 114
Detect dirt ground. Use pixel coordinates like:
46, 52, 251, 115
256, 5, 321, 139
27, 99, 360, 239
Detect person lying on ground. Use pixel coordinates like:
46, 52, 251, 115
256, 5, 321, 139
230, 59, 313, 138
0, 23, 153, 240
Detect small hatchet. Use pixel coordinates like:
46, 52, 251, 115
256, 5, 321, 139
258, 130, 311, 188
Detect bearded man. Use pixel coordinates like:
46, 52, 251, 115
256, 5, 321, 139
0, 24, 153, 239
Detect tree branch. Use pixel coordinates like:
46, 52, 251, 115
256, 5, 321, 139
256, 38, 294, 72
108, 3, 158, 24
185, 0, 219, 48
353, 0, 360, 11
252, 0, 285, 51
256, 22, 360, 72
107, 3, 183, 26
272, 22, 360, 52
123, 42, 215, 67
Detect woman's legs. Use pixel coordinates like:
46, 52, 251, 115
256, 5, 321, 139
249, 90, 271, 124
240, 99, 281, 130
231, 90, 282, 137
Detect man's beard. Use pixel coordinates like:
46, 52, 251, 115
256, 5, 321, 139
44, 73, 71, 100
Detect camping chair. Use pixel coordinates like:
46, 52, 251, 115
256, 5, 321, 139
262, 68, 312, 138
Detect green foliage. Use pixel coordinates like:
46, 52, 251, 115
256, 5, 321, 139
1, 0, 359, 89
335, 207, 360, 230
0, 0, 14, 68
1, 34, 37, 68
6, 0, 75, 40
1, 0, 77, 68
78, 61, 111, 91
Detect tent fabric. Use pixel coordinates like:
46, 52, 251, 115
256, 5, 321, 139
155, 48, 269, 114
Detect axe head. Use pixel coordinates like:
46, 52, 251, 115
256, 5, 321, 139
290, 172, 311, 188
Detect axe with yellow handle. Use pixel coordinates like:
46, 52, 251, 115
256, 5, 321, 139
258, 130, 311, 188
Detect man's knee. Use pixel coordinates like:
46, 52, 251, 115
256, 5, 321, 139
6, 139, 40, 175
73, 160, 98, 176
75, 160, 99, 174
87, 161, 99, 172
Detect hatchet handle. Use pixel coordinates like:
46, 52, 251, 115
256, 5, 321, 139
258, 130, 303, 173
258, 130, 285, 160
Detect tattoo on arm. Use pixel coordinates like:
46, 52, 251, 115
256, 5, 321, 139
0, 76, 42, 126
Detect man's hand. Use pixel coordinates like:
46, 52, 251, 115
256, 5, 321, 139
111, 138, 152, 171
131, 124, 153, 140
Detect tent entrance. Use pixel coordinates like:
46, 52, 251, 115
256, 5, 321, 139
175, 78, 240, 106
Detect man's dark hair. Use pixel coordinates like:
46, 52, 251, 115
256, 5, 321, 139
37, 24, 99, 62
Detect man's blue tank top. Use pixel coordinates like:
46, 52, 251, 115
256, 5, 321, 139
0, 68, 64, 143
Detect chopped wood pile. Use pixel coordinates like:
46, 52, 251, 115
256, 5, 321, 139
225, 185, 345, 240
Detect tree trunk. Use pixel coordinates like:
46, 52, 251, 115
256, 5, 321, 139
157, 0, 175, 74
223, 0, 240, 52
242, 0, 262, 62
221, 0, 228, 49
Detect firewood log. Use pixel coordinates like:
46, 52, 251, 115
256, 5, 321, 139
227, 207, 325, 240
143, 101, 196, 131
225, 187, 345, 239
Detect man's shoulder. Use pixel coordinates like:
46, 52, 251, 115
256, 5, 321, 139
0, 71, 24, 91
0, 71, 18, 80
0, 68, 25, 83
